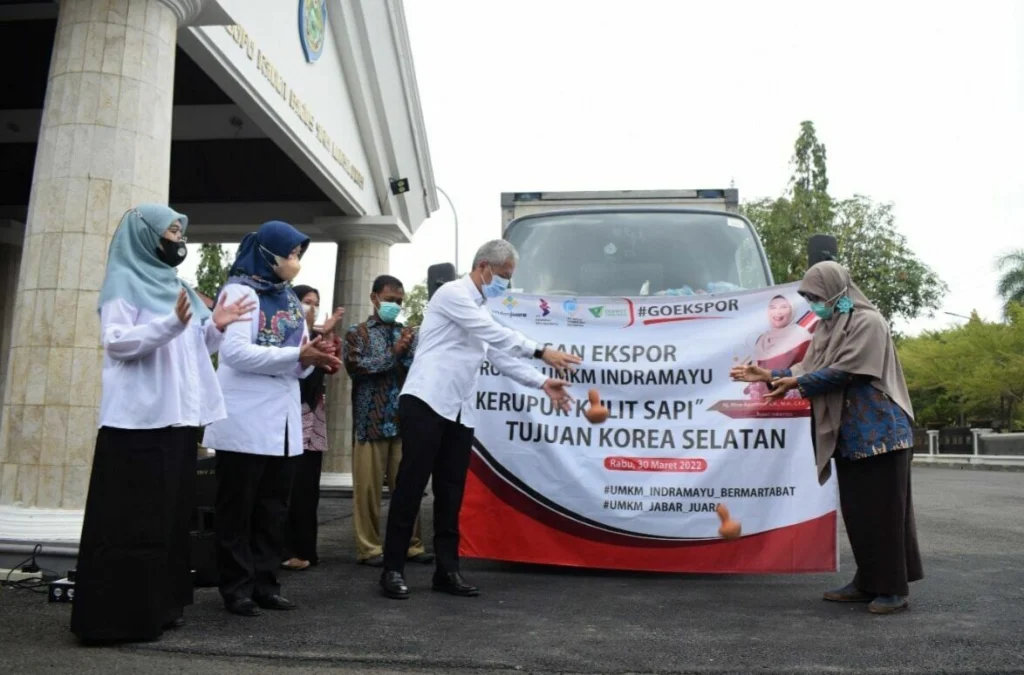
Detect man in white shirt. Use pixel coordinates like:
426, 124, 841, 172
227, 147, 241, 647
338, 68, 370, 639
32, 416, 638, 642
380, 240, 582, 599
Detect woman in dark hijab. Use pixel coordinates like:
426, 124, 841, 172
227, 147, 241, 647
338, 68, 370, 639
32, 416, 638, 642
732, 261, 922, 615
203, 221, 340, 617
281, 284, 344, 571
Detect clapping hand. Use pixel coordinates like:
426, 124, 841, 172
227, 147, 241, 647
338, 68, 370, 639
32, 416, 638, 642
322, 307, 346, 334
212, 292, 257, 331
299, 335, 342, 370
175, 289, 193, 325
394, 328, 414, 355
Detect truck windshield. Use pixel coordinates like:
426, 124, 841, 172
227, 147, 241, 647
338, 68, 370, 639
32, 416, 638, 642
503, 211, 771, 297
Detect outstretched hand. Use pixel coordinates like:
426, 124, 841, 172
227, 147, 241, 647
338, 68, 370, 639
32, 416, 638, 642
542, 378, 573, 413
763, 376, 799, 401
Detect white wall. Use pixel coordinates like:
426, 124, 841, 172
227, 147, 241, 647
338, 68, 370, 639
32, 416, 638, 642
186, 2, 379, 216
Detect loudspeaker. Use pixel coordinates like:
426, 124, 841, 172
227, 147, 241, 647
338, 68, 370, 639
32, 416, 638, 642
427, 263, 457, 300
808, 234, 838, 268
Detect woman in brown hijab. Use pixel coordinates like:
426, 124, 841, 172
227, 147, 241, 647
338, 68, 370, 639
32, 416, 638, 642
732, 261, 923, 614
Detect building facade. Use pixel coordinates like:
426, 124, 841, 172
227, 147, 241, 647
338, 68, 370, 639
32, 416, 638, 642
0, 0, 436, 545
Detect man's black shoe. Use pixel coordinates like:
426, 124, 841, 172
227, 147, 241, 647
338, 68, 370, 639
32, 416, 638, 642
380, 570, 409, 599
432, 572, 479, 597
253, 594, 298, 611
225, 597, 261, 617
162, 616, 186, 629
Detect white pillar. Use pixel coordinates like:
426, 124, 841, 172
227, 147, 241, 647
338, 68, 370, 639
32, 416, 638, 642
970, 428, 992, 456
0, 0, 210, 538
927, 430, 939, 455
322, 232, 399, 481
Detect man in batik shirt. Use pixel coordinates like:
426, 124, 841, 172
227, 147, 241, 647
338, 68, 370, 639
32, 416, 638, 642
344, 275, 433, 567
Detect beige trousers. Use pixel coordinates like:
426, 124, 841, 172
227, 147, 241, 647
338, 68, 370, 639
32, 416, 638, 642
352, 438, 425, 561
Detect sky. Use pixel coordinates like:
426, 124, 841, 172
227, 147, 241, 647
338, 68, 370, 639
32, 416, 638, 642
183, 0, 1024, 334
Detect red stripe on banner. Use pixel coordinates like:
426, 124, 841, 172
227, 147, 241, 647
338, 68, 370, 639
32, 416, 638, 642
459, 453, 837, 574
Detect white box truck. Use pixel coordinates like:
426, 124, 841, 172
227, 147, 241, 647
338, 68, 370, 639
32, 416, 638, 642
498, 189, 768, 298
426, 189, 836, 298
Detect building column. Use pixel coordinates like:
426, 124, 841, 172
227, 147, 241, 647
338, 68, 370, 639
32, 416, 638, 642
322, 236, 395, 482
0, 0, 209, 540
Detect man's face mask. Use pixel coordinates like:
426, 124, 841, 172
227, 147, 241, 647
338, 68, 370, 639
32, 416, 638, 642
156, 236, 187, 268
482, 266, 510, 299
374, 295, 402, 323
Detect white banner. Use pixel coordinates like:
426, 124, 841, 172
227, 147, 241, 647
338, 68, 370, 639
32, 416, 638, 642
460, 285, 838, 572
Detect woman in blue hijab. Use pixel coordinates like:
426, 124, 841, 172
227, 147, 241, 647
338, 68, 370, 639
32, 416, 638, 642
203, 220, 341, 617
72, 204, 255, 645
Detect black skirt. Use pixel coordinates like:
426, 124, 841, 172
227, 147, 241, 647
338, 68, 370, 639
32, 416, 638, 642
70, 426, 198, 643
835, 448, 924, 597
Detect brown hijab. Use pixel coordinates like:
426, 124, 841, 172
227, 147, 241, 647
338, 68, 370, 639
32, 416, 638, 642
791, 262, 914, 485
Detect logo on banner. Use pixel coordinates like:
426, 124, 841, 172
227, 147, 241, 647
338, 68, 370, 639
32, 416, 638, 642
539, 299, 551, 317
299, 0, 328, 63
562, 298, 578, 315
589, 306, 604, 318
496, 295, 526, 319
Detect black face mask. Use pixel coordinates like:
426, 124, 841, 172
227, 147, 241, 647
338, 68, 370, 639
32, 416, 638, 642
156, 237, 187, 268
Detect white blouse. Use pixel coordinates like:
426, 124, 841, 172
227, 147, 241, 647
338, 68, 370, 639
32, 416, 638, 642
201, 284, 312, 457
99, 298, 226, 430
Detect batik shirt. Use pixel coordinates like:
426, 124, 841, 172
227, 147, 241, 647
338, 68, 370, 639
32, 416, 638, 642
344, 317, 417, 442
773, 368, 914, 460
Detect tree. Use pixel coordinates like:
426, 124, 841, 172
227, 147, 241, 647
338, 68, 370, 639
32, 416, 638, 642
195, 243, 231, 299
899, 305, 1024, 430
194, 243, 231, 369
996, 249, 1024, 316
741, 121, 947, 325
402, 282, 428, 327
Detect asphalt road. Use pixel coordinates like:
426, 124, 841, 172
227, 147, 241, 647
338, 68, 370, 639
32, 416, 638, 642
1, 464, 1022, 675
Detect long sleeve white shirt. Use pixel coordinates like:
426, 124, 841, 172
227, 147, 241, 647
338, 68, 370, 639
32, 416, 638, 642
202, 284, 312, 457
99, 298, 226, 429
401, 275, 548, 428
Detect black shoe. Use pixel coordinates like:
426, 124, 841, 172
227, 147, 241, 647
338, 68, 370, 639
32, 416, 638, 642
360, 554, 385, 567
162, 616, 186, 630
225, 597, 261, 617
869, 595, 909, 615
253, 594, 298, 611
408, 552, 436, 565
379, 571, 409, 599
432, 572, 479, 597
823, 581, 875, 603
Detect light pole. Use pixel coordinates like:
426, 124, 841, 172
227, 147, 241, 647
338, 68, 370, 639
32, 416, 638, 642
435, 186, 459, 272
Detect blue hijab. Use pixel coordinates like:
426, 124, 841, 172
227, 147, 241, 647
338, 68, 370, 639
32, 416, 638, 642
98, 204, 211, 323
227, 220, 310, 348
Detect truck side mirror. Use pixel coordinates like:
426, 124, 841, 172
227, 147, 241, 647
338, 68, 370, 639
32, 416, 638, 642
808, 234, 838, 268
427, 263, 457, 300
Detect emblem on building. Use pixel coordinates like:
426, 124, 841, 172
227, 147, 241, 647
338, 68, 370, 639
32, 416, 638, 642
299, 0, 328, 63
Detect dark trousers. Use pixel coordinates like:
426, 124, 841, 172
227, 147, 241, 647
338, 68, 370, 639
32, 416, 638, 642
836, 448, 924, 596
383, 395, 475, 575
285, 450, 324, 564
215, 450, 296, 602
71, 426, 197, 643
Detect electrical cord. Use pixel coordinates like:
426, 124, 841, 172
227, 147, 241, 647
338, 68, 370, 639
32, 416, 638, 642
1, 544, 62, 594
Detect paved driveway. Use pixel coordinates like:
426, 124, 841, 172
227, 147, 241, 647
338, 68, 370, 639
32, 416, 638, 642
1, 465, 1022, 674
